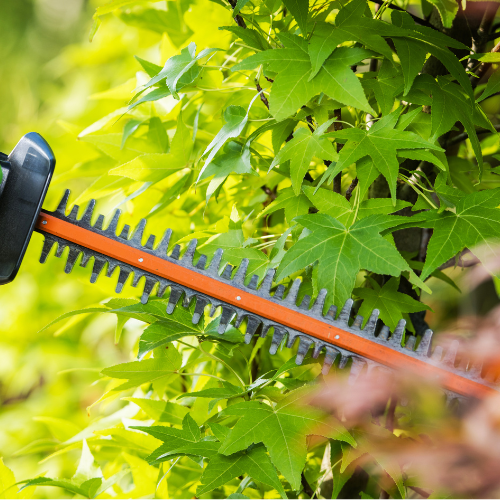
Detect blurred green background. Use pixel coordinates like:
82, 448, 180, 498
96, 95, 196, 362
0, 0, 161, 492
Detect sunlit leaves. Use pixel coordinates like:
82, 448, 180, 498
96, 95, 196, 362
219, 388, 355, 490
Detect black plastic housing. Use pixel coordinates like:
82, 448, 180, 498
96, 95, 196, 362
0, 133, 55, 285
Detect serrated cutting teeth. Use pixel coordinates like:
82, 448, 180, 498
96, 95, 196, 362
34, 190, 499, 402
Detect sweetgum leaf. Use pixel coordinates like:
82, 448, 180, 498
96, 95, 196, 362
270, 119, 338, 194
218, 387, 355, 490
276, 214, 417, 306
197, 444, 287, 498
354, 277, 430, 330
258, 187, 311, 224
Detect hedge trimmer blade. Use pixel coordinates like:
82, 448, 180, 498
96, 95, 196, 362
34, 189, 497, 403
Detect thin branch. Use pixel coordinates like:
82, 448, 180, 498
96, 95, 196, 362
345, 177, 358, 201
445, 123, 500, 148
367, 0, 436, 29
437, 249, 481, 271
255, 81, 270, 109
227, 0, 247, 28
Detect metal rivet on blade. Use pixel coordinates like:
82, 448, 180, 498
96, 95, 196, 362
42, 220, 47, 225
236, 296, 241, 301
138, 258, 144, 262
335, 335, 340, 339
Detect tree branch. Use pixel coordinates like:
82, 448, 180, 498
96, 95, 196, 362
437, 249, 481, 271
345, 177, 358, 201
445, 123, 500, 148
227, 0, 247, 28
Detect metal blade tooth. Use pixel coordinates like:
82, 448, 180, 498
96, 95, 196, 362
325, 305, 337, 321
144, 234, 155, 250
339, 354, 350, 369
259, 323, 272, 339
182, 239, 198, 265
285, 278, 302, 305
90, 257, 106, 283
234, 313, 245, 329
40, 237, 56, 263
131, 219, 147, 245
310, 289, 327, 316
378, 325, 390, 341
405, 335, 417, 351
80, 200, 96, 225
65, 247, 81, 274
55, 189, 71, 215
469, 359, 484, 379
80, 252, 92, 268
322, 347, 339, 375
352, 315, 363, 330
247, 274, 259, 290
182, 290, 196, 307
269, 327, 286, 355
132, 272, 144, 288
390, 319, 406, 347
299, 295, 311, 310
170, 244, 181, 260
312, 342, 324, 359
260, 269, 275, 295
207, 248, 223, 276
106, 210, 121, 235
166, 287, 183, 314
442, 339, 460, 368
348, 357, 366, 385
363, 309, 379, 336
157, 281, 169, 298
155, 229, 172, 256
295, 337, 313, 365
221, 264, 233, 280
195, 254, 208, 270
67, 205, 79, 221
431, 345, 444, 362
118, 224, 130, 240
218, 307, 235, 334
141, 277, 157, 304
286, 332, 298, 349
274, 284, 286, 300
55, 243, 67, 258
94, 214, 105, 231
192, 297, 209, 325
244, 316, 261, 344
209, 304, 217, 317
232, 258, 249, 285
416, 329, 434, 356
115, 269, 131, 293
338, 299, 353, 325
106, 261, 119, 278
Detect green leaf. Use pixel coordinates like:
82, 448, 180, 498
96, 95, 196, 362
124, 398, 189, 425
392, 37, 428, 95
200, 96, 259, 178
258, 187, 312, 224
219, 387, 355, 491
323, 109, 443, 202
220, 26, 267, 51
354, 277, 430, 330
478, 68, 500, 102
276, 214, 416, 306
133, 413, 201, 464
201, 142, 255, 203
233, 46, 374, 120
144, 42, 219, 98
425, 0, 459, 28
411, 189, 500, 280
270, 120, 338, 194
198, 444, 288, 498
282, 0, 309, 35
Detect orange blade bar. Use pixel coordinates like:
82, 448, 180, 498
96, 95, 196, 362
36, 211, 496, 399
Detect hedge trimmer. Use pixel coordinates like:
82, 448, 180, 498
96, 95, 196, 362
0, 133, 496, 402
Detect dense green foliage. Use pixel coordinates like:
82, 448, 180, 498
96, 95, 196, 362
3, 0, 500, 497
